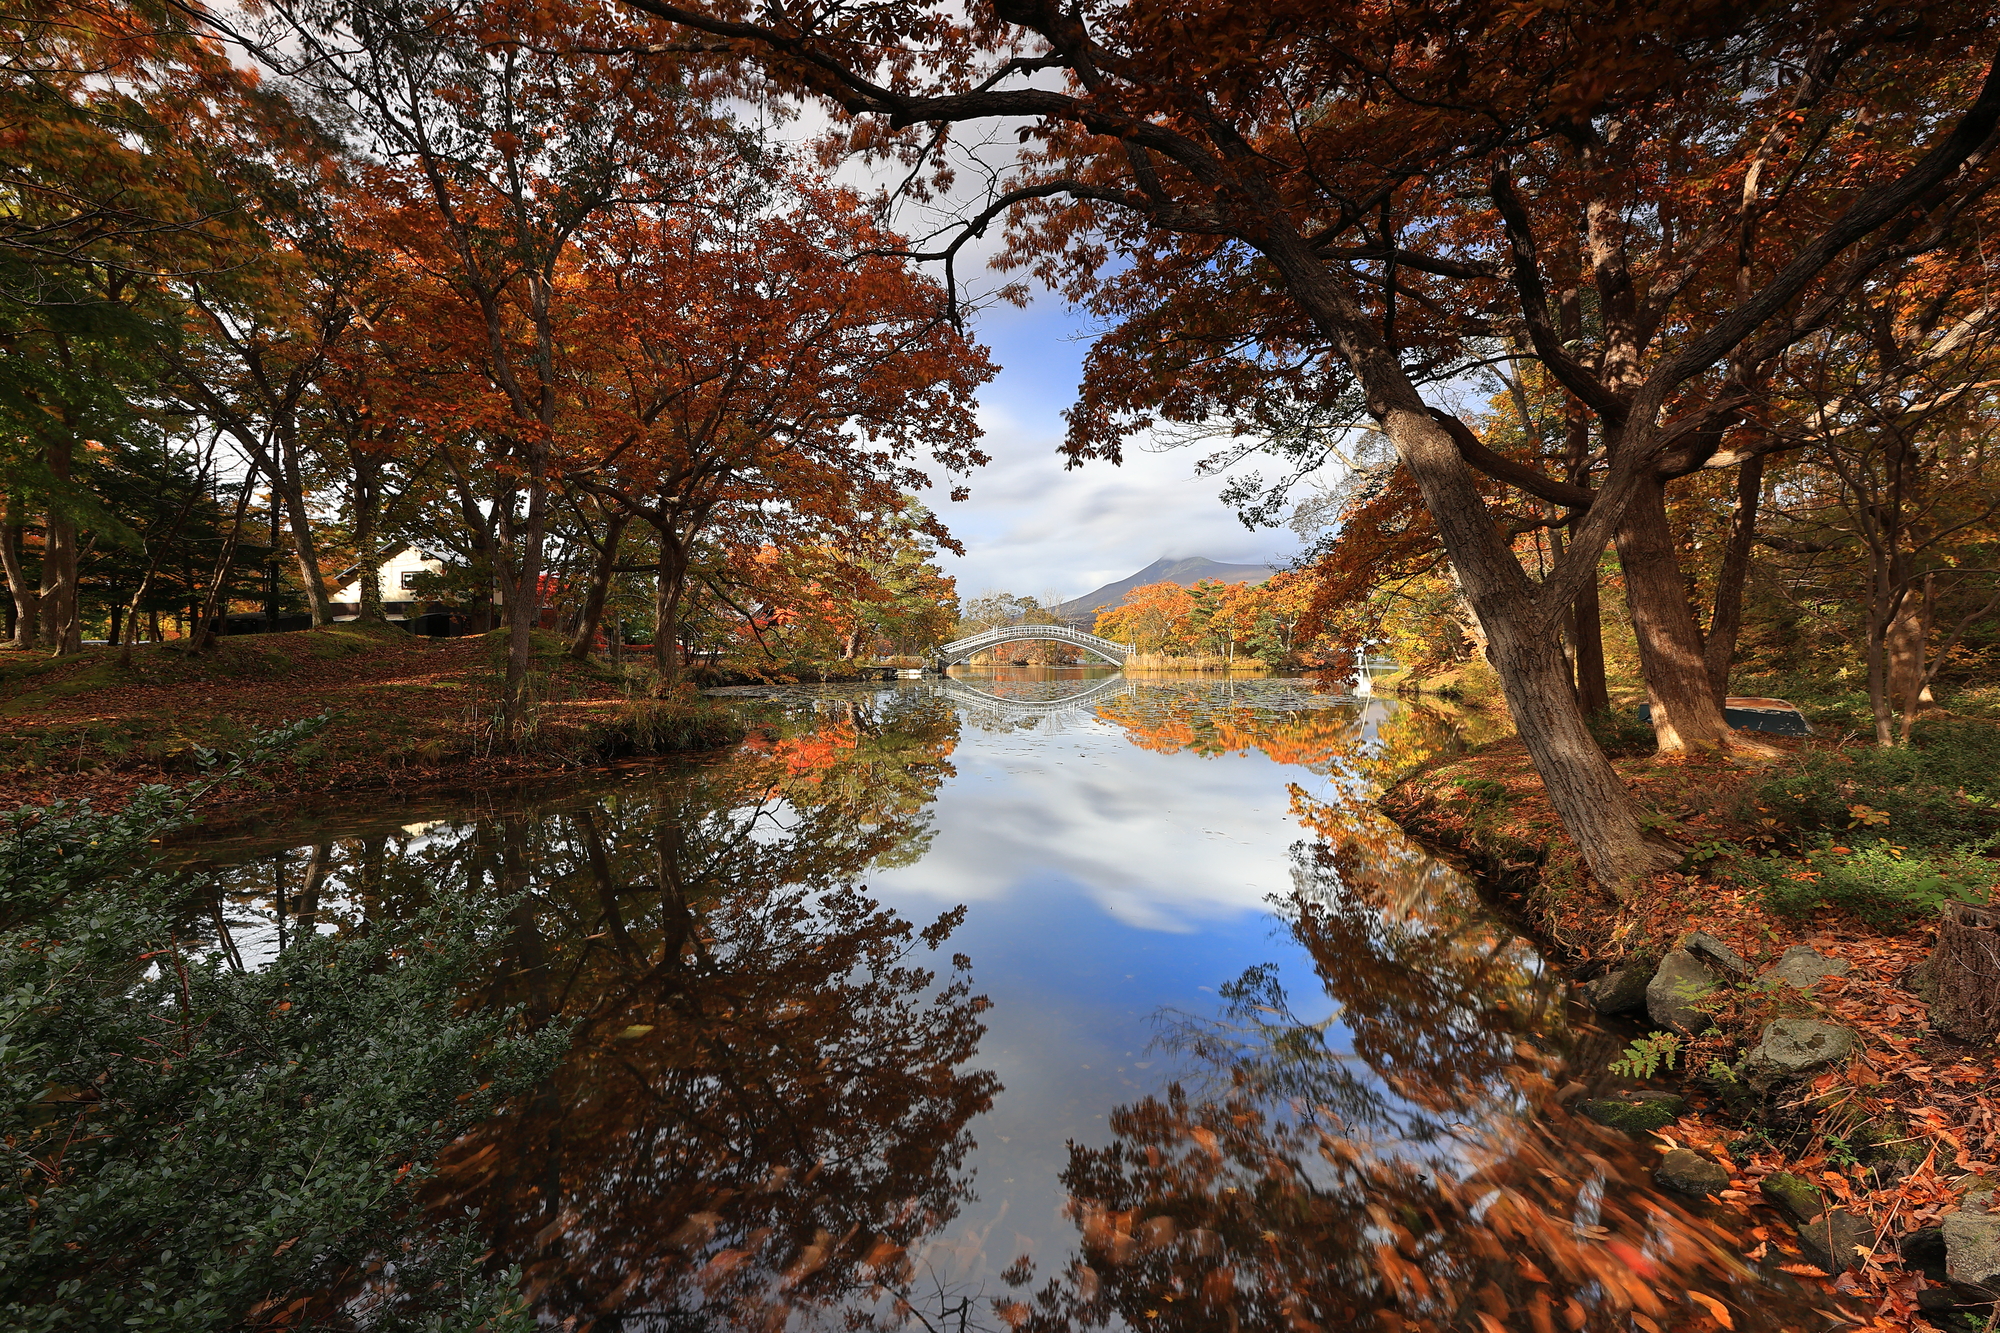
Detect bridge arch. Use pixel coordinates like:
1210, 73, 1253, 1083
938, 622, 1131, 666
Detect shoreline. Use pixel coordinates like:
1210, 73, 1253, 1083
1374, 733, 2000, 1327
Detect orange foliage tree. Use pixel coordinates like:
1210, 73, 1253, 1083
606, 0, 2000, 889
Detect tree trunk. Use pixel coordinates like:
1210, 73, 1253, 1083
565, 509, 628, 660
188, 464, 261, 653
1479, 592, 1676, 896
500, 456, 551, 739
1572, 562, 1610, 715
353, 456, 386, 624
1616, 473, 1736, 750
1865, 549, 1905, 748
271, 438, 334, 625
40, 507, 79, 655
1703, 454, 1765, 703
1255, 227, 1677, 892
1929, 902, 2000, 1044
653, 535, 688, 683
1887, 573, 1934, 744
40, 440, 80, 655
0, 509, 38, 650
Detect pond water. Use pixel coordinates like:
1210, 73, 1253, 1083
186, 669, 1821, 1331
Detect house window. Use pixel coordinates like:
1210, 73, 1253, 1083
400, 571, 422, 590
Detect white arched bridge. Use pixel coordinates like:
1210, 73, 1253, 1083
937, 622, 1132, 666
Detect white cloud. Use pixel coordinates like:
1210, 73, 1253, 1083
870, 712, 1311, 931
926, 296, 1301, 601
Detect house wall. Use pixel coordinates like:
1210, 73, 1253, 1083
331, 549, 447, 621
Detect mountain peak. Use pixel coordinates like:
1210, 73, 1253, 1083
1055, 556, 1280, 622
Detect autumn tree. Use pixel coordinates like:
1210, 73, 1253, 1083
247, 0, 746, 724
559, 180, 991, 678
0, 0, 288, 652
605, 0, 2000, 890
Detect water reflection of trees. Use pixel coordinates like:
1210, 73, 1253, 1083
1005, 843, 1809, 1331
192, 691, 1000, 1330
1022, 700, 1813, 1332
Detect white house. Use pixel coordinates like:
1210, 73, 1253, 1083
329, 547, 449, 623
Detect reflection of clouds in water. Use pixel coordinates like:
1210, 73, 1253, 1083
873, 716, 1312, 933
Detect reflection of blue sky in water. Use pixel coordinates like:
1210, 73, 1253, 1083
189, 673, 1523, 1323
819, 672, 1451, 1295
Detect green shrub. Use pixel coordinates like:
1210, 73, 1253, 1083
1738, 835, 1997, 928
0, 726, 565, 1331
1739, 718, 2000, 850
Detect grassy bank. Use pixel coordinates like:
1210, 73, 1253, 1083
1380, 710, 2000, 1327
0, 624, 744, 812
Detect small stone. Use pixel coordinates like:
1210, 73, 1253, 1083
1944, 1204, 2000, 1292
1758, 1172, 1824, 1224
1739, 1018, 1855, 1093
1579, 1095, 1686, 1133
1902, 958, 1938, 1003
1794, 1208, 1873, 1274
1762, 945, 1852, 990
1579, 964, 1652, 1014
1680, 932, 1752, 976
1647, 949, 1722, 1033
1655, 1148, 1729, 1195
1900, 1226, 1949, 1284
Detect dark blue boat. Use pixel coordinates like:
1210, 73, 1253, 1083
1636, 696, 1812, 737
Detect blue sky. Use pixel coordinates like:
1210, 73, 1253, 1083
923, 293, 1302, 603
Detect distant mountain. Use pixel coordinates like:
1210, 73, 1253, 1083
1055, 556, 1280, 624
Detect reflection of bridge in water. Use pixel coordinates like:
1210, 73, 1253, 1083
938, 672, 1395, 716
938, 674, 1140, 714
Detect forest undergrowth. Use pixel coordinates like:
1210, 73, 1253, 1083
0, 624, 744, 811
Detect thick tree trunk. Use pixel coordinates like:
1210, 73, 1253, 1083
565, 509, 628, 661
1373, 406, 1678, 893
653, 535, 688, 683
1865, 550, 1908, 748
1616, 473, 1736, 750
0, 511, 38, 650
1703, 454, 1765, 703
1253, 225, 1675, 891
353, 461, 386, 624
501, 458, 552, 739
1573, 563, 1610, 715
1929, 902, 2000, 1043
40, 508, 79, 655
1479, 592, 1675, 896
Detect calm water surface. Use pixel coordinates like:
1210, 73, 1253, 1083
186, 669, 1820, 1331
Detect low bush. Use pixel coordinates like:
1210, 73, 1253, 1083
1736, 835, 1998, 929
1738, 718, 2000, 850
0, 727, 566, 1331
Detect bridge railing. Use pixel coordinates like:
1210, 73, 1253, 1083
938, 622, 1131, 665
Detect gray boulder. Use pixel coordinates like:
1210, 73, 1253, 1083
1655, 1148, 1729, 1196
1739, 1018, 1856, 1092
1945, 1200, 2000, 1293
1762, 945, 1852, 990
1795, 1208, 1873, 1274
1759, 1172, 1824, 1224
1647, 950, 1723, 1033
1579, 1092, 1686, 1134
1579, 964, 1652, 1015
1681, 932, 1752, 977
